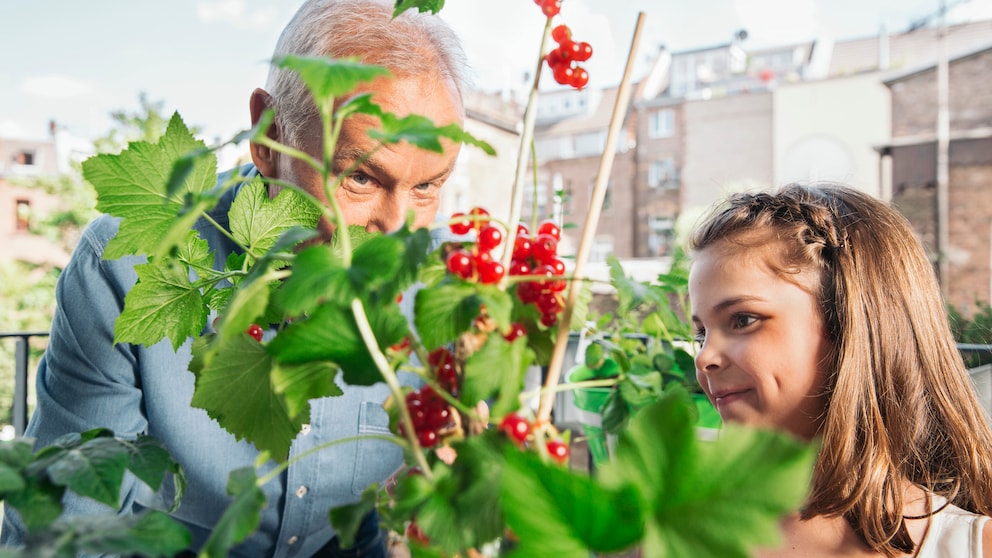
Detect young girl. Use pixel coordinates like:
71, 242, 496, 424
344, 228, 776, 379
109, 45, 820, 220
687, 183, 992, 557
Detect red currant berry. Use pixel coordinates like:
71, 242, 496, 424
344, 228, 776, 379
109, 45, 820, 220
571, 66, 590, 89
418, 429, 438, 448
500, 413, 531, 443
558, 40, 580, 61
512, 236, 533, 261
531, 234, 559, 266
516, 282, 540, 304
446, 249, 474, 279
516, 223, 529, 237
541, 0, 561, 17
546, 49, 566, 70
477, 225, 503, 251
477, 259, 505, 285
246, 323, 264, 342
549, 257, 567, 276
553, 63, 574, 85
509, 259, 532, 277
426, 406, 452, 430
574, 41, 593, 62
551, 24, 571, 43
547, 439, 570, 464
537, 219, 561, 241
449, 212, 472, 235
503, 322, 527, 342
540, 312, 558, 327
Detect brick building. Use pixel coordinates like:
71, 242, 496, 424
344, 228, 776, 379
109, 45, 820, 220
879, 44, 992, 312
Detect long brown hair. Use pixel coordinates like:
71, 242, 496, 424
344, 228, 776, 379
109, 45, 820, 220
689, 182, 992, 556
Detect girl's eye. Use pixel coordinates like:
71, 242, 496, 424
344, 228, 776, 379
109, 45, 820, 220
731, 314, 758, 330
693, 326, 706, 343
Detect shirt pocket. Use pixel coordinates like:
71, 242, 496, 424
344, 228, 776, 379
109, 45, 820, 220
352, 400, 403, 496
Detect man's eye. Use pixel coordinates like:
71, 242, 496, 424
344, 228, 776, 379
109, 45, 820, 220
349, 173, 371, 186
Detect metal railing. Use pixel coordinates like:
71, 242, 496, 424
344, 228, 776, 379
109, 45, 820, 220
1, 330, 991, 439
1, 331, 49, 436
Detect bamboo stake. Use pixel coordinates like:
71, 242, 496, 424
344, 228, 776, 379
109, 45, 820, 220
536, 12, 647, 424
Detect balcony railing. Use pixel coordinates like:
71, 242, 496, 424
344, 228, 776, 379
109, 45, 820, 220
1, 331, 991, 438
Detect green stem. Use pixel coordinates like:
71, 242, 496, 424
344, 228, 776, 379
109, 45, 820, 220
256, 433, 403, 487
350, 298, 434, 480
201, 212, 254, 258
518, 377, 620, 402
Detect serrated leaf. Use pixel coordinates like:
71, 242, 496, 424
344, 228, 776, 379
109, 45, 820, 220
271, 360, 344, 419
599, 387, 816, 558
413, 283, 481, 350
191, 333, 301, 460
274, 244, 350, 316
115, 260, 208, 351
462, 336, 531, 417
176, 230, 214, 274
200, 467, 266, 558
267, 301, 406, 386
501, 449, 643, 557
214, 267, 280, 344
70, 510, 192, 557
414, 434, 505, 552
44, 437, 131, 508
127, 436, 185, 512
228, 179, 321, 258
350, 234, 404, 291
393, 0, 445, 15
83, 113, 217, 260
275, 55, 391, 101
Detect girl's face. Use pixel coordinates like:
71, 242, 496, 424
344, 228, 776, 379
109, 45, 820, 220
689, 240, 833, 440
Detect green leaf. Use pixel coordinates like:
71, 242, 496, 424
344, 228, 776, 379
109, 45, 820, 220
44, 437, 130, 508
414, 283, 481, 350
328, 484, 378, 548
414, 434, 505, 552
274, 244, 350, 316
393, 0, 445, 15
228, 178, 321, 258
70, 510, 192, 557
501, 449, 643, 557
200, 467, 266, 558
176, 229, 214, 274
0, 463, 25, 494
462, 335, 531, 417
83, 113, 217, 260
214, 267, 280, 344
350, 234, 404, 292
191, 333, 302, 460
115, 259, 208, 351
272, 360, 344, 419
127, 436, 186, 513
599, 387, 817, 558
267, 301, 407, 386
4, 475, 64, 530
349, 95, 495, 155
275, 55, 391, 101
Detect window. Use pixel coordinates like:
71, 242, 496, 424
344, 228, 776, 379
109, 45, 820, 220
15, 199, 31, 231
648, 159, 679, 188
590, 236, 614, 263
649, 109, 675, 138
14, 151, 35, 166
574, 131, 604, 157
647, 216, 675, 256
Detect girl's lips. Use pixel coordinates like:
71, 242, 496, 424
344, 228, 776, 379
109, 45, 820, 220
711, 388, 751, 411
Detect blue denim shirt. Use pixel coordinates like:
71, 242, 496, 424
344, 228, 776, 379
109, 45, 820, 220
2, 165, 452, 557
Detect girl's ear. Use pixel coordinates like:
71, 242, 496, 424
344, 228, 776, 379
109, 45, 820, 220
249, 88, 278, 177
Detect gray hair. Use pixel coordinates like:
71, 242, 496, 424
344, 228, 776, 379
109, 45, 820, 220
266, 0, 469, 145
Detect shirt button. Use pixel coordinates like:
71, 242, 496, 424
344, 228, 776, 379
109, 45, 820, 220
287, 536, 299, 545
301, 424, 311, 435
295, 485, 308, 498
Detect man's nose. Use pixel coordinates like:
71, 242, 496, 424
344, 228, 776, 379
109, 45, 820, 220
366, 195, 407, 233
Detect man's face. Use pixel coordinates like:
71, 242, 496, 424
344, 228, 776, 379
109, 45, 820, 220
258, 73, 463, 239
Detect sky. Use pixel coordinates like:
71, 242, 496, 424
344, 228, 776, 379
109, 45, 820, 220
2, 0, 991, 144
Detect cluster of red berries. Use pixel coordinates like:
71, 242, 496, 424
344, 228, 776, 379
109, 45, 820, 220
510, 220, 567, 327
499, 412, 570, 465
446, 207, 505, 285
547, 24, 592, 89
533, 0, 561, 18
399, 385, 454, 449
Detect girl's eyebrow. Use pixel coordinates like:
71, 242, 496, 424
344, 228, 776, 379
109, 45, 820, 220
691, 295, 763, 322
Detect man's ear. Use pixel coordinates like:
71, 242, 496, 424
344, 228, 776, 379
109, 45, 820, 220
249, 88, 278, 177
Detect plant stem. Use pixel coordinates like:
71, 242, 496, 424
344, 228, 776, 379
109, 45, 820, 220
536, 13, 647, 424
351, 298, 434, 479
256, 433, 403, 487
499, 17, 553, 280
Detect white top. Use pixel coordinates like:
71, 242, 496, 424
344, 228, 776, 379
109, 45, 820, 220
916, 495, 989, 558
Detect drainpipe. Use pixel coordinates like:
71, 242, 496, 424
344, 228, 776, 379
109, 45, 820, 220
936, 0, 950, 298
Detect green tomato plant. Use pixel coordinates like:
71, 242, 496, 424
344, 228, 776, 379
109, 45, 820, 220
0, 2, 818, 557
